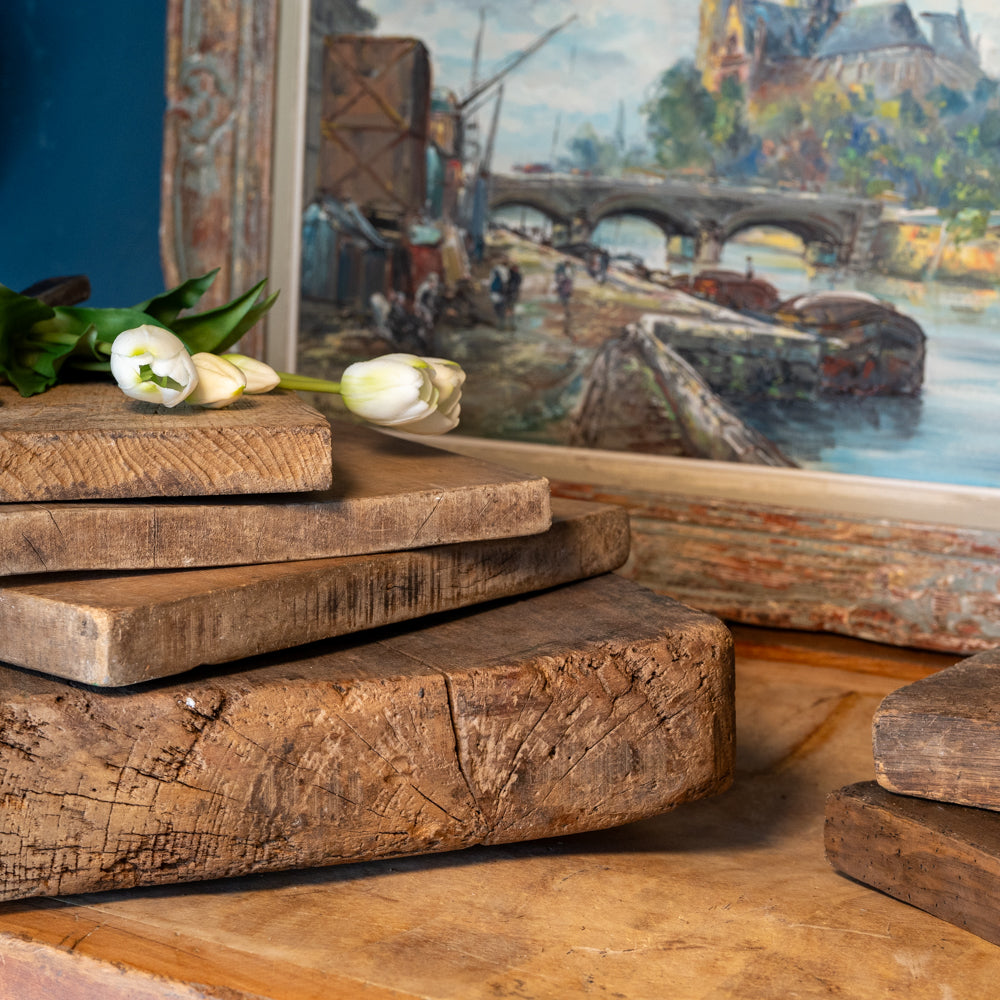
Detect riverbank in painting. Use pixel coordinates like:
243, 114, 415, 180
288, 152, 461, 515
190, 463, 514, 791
297, 221, 1000, 488
299, 231, 695, 447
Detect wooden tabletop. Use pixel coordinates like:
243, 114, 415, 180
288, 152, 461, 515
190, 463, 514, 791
0, 625, 993, 1000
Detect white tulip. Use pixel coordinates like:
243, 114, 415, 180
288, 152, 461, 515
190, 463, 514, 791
221, 353, 281, 394
188, 353, 247, 409
110, 325, 199, 407
394, 356, 465, 434
339, 354, 439, 426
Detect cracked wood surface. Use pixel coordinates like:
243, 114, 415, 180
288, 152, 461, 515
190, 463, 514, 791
0, 385, 332, 502
2, 629, 993, 999
0, 419, 551, 576
872, 648, 1000, 810
0, 497, 616, 686
0, 574, 733, 904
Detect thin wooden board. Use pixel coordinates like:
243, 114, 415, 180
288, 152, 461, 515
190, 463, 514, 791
0, 384, 332, 501
0, 498, 626, 687
0, 423, 552, 576
0, 573, 734, 902
825, 780, 1000, 948
873, 649, 1000, 810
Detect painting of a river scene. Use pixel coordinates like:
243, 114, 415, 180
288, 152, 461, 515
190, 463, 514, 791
297, 0, 1000, 488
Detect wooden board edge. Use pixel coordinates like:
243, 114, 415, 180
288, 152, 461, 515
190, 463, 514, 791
824, 781, 1000, 948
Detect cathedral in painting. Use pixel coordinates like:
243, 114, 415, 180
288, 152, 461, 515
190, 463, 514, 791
697, 1, 986, 100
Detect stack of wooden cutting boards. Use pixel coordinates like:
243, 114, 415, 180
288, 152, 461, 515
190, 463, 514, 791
826, 653, 1000, 946
0, 382, 735, 902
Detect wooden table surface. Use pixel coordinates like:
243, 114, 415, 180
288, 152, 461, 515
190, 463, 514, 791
1, 625, 995, 1000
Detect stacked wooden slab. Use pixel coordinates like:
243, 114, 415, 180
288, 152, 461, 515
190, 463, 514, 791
0, 383, 735, 899
825, 649, 1000, 945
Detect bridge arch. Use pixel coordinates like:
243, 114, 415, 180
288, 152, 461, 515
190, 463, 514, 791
587, 194, 700, 241
720, 206, 846, 253
488, 195, 572, 232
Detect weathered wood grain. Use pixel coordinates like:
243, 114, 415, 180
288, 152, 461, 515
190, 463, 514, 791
550, 480, 1000, 655
161, 0, 276, 360
421, 434, 1000, 655
2, 630, 996, 1000
873, 650, 1000, 809
0, 574, 733, 901
0, 498, 626, 687
0, 384, 332, 502
0, 421, 550, 576
825, 780, 1000, 947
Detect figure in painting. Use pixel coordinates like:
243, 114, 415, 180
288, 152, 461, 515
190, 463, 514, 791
489, 257, 511, 328
504, 261, 523, 327
414, 271, 442, 349
553, 259, 574, 339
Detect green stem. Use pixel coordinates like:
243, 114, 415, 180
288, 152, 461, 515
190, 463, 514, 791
68, 360, 112, 372
276, 371, 343, 394
29, 330, 80, 348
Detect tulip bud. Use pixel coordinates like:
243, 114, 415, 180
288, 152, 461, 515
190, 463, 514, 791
339, 354, 439, 426
221, 353, 281, 394
394, 356, 465, 434
188, 353, 247, 408
110, 325, 198, 407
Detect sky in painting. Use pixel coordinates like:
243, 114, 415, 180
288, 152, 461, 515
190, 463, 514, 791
367, 0, 1000, 171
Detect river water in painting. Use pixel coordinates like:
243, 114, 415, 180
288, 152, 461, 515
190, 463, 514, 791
589, 215, 1000, 489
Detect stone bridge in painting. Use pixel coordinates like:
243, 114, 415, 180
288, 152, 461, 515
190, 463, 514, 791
488, 173, 883, 269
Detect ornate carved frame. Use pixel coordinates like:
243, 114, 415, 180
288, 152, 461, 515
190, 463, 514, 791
162, 0, 303, 367
161, 0, 1000, 655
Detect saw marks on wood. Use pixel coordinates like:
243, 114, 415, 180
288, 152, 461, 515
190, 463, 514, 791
0, 383, 333, 501
0, 421, 552, 575
873, 650, 1000, 810
0, 574, 734, 901
0, 499, 626, 686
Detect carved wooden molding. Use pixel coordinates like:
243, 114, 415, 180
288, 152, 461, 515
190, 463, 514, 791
161, 0, 278, 358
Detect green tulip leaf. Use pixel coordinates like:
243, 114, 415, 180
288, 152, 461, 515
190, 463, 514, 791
1, 284, 66, 396
134, 269, 220, 324
64, 306, 171, 350
172, 279, 278, 355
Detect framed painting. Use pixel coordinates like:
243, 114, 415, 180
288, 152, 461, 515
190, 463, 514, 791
163, 0, 1000, 654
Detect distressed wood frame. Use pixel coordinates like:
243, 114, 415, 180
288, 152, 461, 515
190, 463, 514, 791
161, 0, 1000, 655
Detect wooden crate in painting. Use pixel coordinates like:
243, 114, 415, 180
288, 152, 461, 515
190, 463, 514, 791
320, 35, 430, 220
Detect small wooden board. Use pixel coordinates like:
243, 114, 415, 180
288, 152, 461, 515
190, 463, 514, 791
0, 498, 626, 687
0, 383, 333, 501
825, 780, 1000, 947
0, 423, 552, 576
0, 573, 734, 901
874, 650, 1000, 810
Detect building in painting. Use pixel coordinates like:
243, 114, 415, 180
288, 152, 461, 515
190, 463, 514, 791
697, 1, 986, 100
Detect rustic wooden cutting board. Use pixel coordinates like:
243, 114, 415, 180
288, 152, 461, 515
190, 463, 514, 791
0, 573, 734, 901
0, 422, 552, 576
0, 498, 626, 686
873, 649, 1000, 810
825, 780, 1000, 947
0, 383, 333, 501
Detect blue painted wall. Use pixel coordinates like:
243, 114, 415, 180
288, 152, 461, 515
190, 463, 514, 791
0, 0, 167, 306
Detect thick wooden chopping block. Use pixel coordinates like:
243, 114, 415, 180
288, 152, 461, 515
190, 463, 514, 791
825, 781, 1000, 947
0, 383, 332, 501
873, 649, 1000, 809
0, 574, 733, 901
0, 422, 551, 576
0, 498, 627, 686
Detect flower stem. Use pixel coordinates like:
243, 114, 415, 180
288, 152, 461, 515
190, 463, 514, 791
69, 360, 112, 372
276, 371, 343, 393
